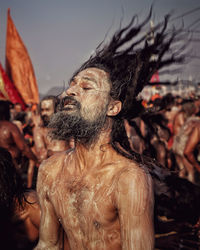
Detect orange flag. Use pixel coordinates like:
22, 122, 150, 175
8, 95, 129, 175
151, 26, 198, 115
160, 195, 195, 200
6, 8, 39, 105
0, 62, 26, 109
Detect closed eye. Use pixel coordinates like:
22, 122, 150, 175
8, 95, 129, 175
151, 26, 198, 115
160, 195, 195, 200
82, 87, 92, 90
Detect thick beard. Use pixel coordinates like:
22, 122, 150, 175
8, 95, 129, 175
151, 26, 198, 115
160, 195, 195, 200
48, 109, 107, 146
41, 115, 50, 127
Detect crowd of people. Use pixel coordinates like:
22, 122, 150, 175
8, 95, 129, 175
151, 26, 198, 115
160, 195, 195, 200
1, 87, 200, 249
127, 93, 200, 185
1, 11, 200, 250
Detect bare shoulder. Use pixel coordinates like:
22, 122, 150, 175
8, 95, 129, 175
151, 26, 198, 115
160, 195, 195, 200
24, 191, 41, 229
37, 149, 74, 188
25, 190, 39, 204
114, 159, 154, 215
0, 120, 18, 129
115, 157, 151, 183
15, 191, 39, 222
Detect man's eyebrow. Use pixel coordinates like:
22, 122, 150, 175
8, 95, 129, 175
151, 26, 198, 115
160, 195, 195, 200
82, 76, 97, 84
69, 76, 97, 86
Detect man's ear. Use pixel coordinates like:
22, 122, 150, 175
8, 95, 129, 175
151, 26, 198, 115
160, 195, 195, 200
107, 100, 122, 117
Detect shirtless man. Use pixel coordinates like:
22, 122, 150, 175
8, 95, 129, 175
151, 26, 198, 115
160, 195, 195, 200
184, 119, 200, 175
172, 102, 198, 182
173, 101, 196, 136
172, 116, 200, 182
35, 13, 182, 250
35, 67, 154, 250
0, 100, 37, 168
33, 96, 73, 163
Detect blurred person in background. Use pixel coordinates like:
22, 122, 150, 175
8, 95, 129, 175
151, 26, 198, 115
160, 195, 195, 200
0, 147, 40, 250
10, 102, 23, 121
0, 100, 37, 170
172, 102, 200, 183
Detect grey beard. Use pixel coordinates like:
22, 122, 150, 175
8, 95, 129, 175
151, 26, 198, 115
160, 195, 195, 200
48, 110, 107, 146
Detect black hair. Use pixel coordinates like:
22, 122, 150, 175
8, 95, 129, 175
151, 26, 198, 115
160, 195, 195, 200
72, 10, 184, 163
14, 103, 22, 106
39, 95, 59, 113
0, 101, 11, 121
14, 112, 27, 124
69, 10, 200, 227
0, 147, 26, 216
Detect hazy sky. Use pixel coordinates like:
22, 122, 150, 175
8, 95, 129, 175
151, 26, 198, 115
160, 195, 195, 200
0, 0, 200, 94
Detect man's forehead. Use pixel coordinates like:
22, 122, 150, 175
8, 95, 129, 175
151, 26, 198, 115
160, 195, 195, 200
74, 67, 110, 86
41, 99, 54, 107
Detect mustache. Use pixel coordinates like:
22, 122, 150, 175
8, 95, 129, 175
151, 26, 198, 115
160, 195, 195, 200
41, 115, 49, 120
59, 96, 81, 110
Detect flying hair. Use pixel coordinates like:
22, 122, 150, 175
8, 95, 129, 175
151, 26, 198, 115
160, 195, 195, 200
66, 10, 200, 226
71, 8, 185, 120
69, 9, 187, 166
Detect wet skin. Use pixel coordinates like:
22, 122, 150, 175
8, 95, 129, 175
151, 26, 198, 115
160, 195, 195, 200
33, 99, 73, 162
33, 126, 71, 161
15, 191, 41, 242
35, 68, 154, 250
0, 120, 37, 164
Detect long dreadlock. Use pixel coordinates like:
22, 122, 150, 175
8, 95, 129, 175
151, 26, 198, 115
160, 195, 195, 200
69, 10, 200, 228
71, 10, 183, 164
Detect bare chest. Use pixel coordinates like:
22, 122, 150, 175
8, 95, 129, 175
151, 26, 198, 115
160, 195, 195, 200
51, 171, 121, 249
52, 173, 117, 226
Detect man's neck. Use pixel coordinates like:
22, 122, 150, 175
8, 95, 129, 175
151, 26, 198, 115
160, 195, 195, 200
74, 128, 113, 171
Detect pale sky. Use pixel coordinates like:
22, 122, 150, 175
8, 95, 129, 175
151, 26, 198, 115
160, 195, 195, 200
0, 0, 200, 94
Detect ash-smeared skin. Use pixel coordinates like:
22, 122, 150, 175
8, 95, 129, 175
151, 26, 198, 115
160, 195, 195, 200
35, 68, 154, 250
64, 68, 111, 121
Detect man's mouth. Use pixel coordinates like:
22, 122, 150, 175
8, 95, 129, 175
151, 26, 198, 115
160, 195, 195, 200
61, 97, 80, 111
63, 100, 76, 109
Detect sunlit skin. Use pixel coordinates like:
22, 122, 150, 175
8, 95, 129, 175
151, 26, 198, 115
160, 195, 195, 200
184, 120, 200, 173
173, 118, 199, 183
33, 99, 73, 163
0, 121, 37, 166
14, 191, 41, 242
173, 110, 187, 136
35, 68, 154, 250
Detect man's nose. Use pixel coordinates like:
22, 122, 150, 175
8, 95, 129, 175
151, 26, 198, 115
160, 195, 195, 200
66, 85, 77, 96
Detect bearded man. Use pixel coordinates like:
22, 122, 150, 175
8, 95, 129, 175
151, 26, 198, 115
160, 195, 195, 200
33, 95, 74, 163
35, 12, 187, 250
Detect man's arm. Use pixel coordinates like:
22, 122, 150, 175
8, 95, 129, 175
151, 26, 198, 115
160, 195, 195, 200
34, 161, 62, 250
184, 126, 200, 172
11, 123, 37, 162
173, 112, 184, 135
33, 127, 48, 162
115, 167, 154, 250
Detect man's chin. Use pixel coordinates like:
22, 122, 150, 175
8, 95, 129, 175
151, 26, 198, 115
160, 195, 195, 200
60, 107, 79, 116
43, 121, 49, 127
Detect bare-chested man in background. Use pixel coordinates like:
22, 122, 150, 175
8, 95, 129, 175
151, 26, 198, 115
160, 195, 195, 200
0, 100, 37, 168
33, 95, 74, 163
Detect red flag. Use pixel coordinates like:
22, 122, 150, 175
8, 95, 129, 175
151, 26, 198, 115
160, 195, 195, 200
6, 9, 39, 105
150, 71, 160, 83
0, 62, 26, 108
